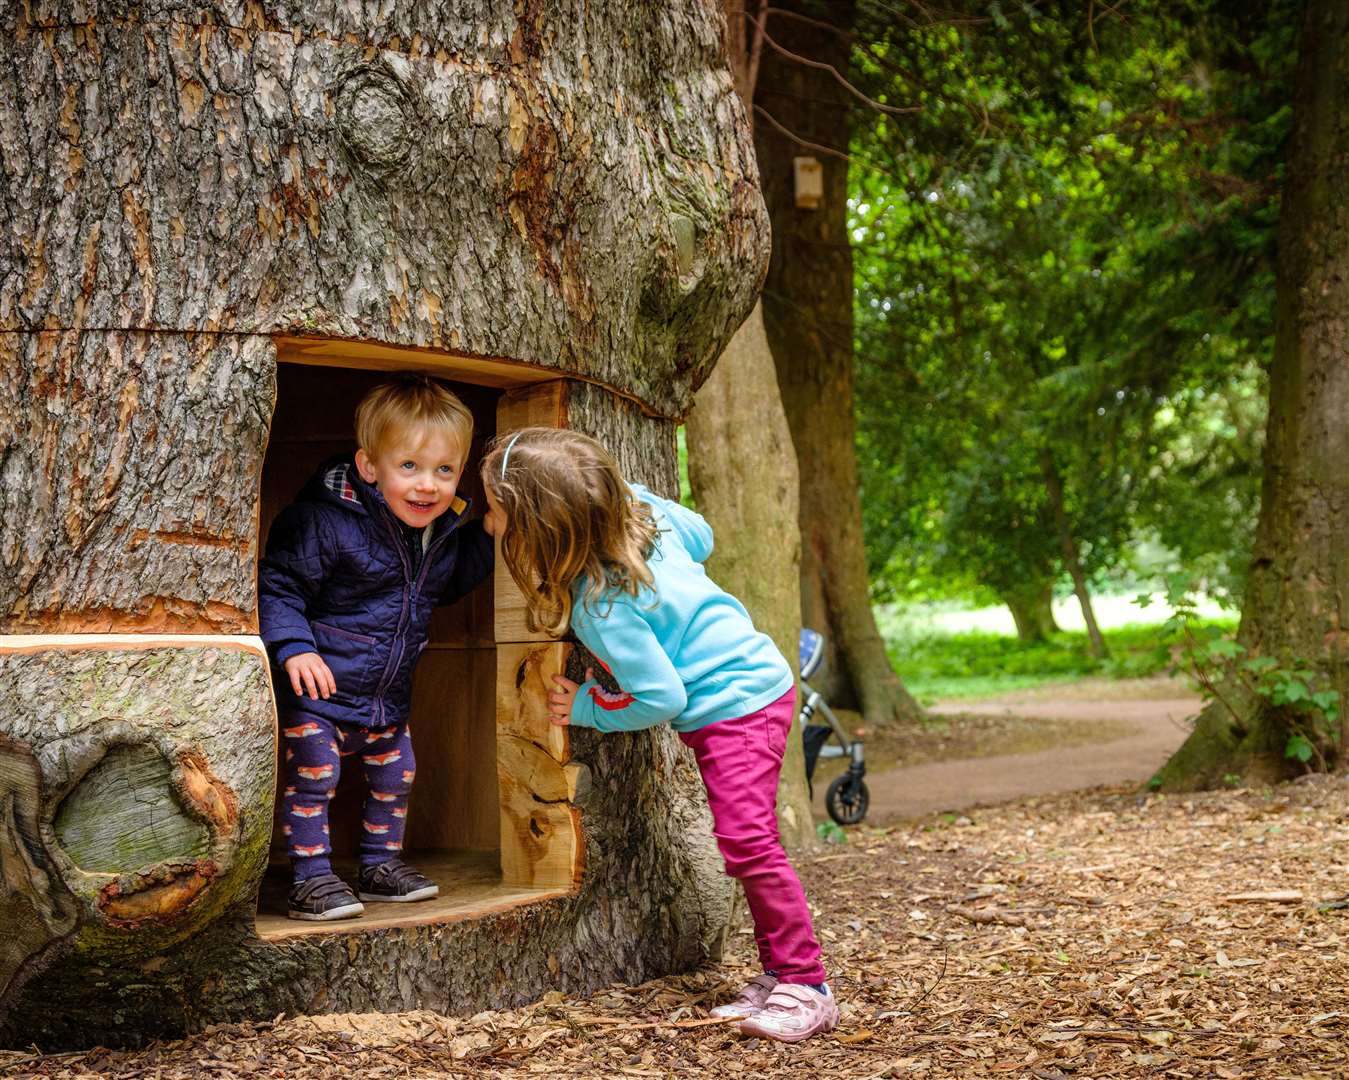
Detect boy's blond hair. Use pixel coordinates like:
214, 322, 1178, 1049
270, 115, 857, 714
355, 374, 474, 460
481, 428, 659, 637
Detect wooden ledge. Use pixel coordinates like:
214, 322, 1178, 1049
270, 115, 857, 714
275, 335, 560, 389
253, 852, 573, 941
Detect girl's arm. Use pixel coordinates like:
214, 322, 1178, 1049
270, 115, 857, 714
628, 482, 713, 563
568, 596, 687, 732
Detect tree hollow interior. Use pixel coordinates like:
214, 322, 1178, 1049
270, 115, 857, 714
254, 358, 556, 938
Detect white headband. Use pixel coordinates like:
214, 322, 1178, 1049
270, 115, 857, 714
500, 432, 523, 479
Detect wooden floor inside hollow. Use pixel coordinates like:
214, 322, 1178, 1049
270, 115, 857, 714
254, 851, 571, 940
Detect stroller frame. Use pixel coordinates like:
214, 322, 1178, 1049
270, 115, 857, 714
799, 629, 869, 825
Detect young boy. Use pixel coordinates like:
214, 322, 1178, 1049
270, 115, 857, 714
259, 374, 494, 921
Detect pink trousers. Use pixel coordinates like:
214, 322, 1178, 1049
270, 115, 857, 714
679, 688, 827, 984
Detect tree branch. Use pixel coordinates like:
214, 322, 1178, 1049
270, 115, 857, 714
752, 103, 852, 161
747, 10, 922, 116
746, 0, 768, 105
764, 7, 930, 88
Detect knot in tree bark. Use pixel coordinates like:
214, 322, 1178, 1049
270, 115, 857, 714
334, 65, 417, 176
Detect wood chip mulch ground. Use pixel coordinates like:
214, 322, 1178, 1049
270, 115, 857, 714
5, 773, 1348, 1079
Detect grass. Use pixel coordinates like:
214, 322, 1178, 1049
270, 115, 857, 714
887, 618, 1238, 704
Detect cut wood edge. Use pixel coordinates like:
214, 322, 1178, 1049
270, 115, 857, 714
497, 735, 583, 891
494, 382, 570, 643
275, 334, 558, 389
0, 635, 269, 660
496, 642, 571, 763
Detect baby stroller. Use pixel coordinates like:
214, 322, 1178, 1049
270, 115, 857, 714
799, 629, 869, 825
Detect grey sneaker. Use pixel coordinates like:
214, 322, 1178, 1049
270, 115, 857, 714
357, 858, 439, 902
710, 974, 779, 1019
288, 872, 364, 921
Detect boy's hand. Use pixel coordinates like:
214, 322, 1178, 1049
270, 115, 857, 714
284, 652, 336, 701
548, 669, 593, 726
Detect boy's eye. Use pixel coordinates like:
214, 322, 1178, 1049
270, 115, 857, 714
400, 461, 415, 470
437, 465, 455, 475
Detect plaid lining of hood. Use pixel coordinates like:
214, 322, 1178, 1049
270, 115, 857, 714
323, 462, 360, 506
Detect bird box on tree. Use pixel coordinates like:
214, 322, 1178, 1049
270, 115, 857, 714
0, 0, 769, 1048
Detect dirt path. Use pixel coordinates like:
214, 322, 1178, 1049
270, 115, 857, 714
864, 676, 1201, 822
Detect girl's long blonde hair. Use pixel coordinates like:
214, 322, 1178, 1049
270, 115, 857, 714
481, 427, 659, 636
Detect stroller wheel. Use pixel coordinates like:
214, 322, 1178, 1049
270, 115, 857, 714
825, 775, 869, 825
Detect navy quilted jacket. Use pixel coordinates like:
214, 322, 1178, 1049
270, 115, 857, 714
258, 456, 494, 729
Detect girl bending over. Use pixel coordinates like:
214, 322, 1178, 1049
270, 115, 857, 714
481, 427, 838, 1043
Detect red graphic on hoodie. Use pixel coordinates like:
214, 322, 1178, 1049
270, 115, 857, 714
585, 656, 636, 711
588, 685, 637, 711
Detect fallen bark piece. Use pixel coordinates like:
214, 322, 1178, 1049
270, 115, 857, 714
1223, 890, 1303, 903
946, 904, 1043, 928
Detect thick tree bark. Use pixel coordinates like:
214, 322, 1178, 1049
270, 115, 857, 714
1039, 450, 1108, 659
1000, 582, 1060, 643
753, 0, 923, 728
687, 302, 814, 850
1157, 0, 1349, 790
0, 2, 765, 418
0, 0, 769, 1047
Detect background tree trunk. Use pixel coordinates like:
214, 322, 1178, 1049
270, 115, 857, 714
754, 0, 924, 728
1039, 450, 1109, 659
1001, 582, 1060, 643
687, 302, 815, 850
684, 3, 813, 851
0, 0, 770, 1046
1157, 0, 1349, 789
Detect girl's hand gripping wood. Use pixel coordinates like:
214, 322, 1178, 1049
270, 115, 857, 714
548, 669, 593, 726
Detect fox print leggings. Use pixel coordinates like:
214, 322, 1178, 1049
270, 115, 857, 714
280, 710, 416, 881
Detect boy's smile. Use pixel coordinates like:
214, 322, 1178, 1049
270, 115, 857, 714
355, 427, 465, 529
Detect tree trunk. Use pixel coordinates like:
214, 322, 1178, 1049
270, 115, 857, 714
687, 303, 815, 851
0, 0, 770, 1047
753, 0, 924, 729
1156, 0, 1349, 790
682, 4, 813, 851
1039, 449, 1109, 659
1001, 582, 1060, 643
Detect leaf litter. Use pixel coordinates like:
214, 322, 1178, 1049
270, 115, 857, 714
5, 774, 1349, 1078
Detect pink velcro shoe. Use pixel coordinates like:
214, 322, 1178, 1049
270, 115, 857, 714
709, 974, 779, 1019
737, 983, 839, 1042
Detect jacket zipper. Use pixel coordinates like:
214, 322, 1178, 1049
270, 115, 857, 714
369, 506, 459, 726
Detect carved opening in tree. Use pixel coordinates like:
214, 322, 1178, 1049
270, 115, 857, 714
54, 744, 210, 874
253, 346, 581, 939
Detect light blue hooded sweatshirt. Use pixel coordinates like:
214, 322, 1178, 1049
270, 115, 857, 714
567, 483, 794, 733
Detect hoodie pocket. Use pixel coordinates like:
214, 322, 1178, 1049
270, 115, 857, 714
311, 621, 379, 700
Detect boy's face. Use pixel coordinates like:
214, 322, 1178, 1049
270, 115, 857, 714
355, 426, 466, 529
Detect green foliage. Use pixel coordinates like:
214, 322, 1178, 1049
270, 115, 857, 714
817, 820, 849, 844
884, 618, 1235, 703
675, 425, 694, 508
1157, 573, 1342, 770
847, 2, 1297, 608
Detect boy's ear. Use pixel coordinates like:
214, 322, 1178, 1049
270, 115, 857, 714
354, 448, 378, 484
